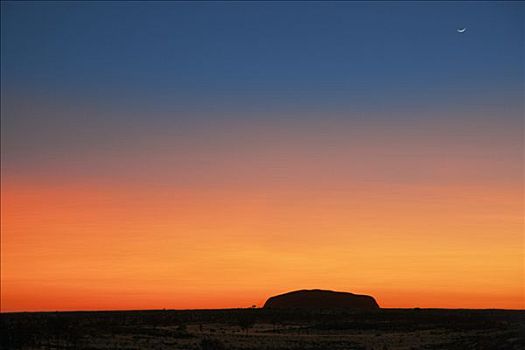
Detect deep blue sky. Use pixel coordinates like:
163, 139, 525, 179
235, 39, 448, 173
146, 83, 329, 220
1, 1, 524, 172
2, 1, 523, 115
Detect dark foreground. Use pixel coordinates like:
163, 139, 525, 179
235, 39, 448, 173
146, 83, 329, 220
2, 308, 524, 350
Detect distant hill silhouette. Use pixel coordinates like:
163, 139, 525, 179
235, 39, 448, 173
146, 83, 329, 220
263, 289, 379, 310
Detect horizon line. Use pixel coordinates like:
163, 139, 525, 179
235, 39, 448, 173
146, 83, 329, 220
2, 306, 524, 314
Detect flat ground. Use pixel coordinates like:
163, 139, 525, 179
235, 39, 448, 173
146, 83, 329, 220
2, 308, 524, 349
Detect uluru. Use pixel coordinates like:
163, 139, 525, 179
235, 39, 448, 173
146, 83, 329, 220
263, 289, 380, 310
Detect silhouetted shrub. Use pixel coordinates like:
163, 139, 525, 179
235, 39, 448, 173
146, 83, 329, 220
173, 323, 194, 338
200, 337, 226, 350
236, 310, 257, 332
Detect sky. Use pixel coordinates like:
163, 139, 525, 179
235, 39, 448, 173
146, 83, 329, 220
1, 1, 523, 312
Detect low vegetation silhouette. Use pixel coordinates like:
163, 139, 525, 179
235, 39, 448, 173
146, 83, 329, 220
1, 290, 524, 349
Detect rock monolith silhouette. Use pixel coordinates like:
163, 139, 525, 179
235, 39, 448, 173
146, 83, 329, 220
263, 289, 379, 310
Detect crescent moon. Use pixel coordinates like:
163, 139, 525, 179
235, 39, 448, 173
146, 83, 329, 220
457, 28, 466, 33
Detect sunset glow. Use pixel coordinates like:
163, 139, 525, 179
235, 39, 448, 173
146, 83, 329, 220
1, 1, 523, 312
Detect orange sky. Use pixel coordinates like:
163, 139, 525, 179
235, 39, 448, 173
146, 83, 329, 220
1, 118, 523, 311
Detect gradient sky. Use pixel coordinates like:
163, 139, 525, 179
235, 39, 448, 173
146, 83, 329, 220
1, 1, 524, 312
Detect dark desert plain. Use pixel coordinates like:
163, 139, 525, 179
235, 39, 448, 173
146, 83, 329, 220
2, 302, 525, 349
1, 1, 525, 350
